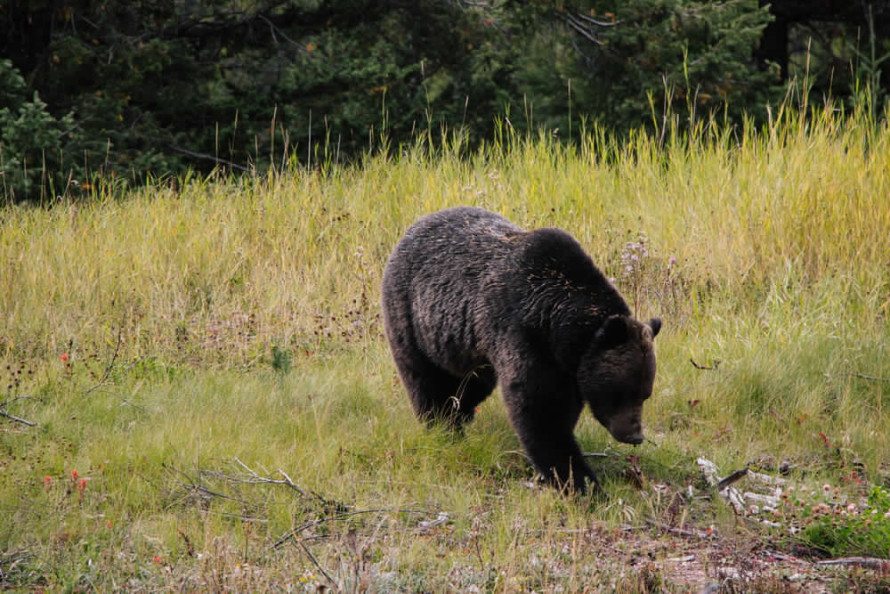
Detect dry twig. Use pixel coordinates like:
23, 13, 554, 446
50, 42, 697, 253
835, 372, 890, 383
646, 520, 714, 539
85, 326, 124, 394
717, 468, 748, 490
200, 457, 343, 510
690, 358, 721, 370
163, 463, 250, 508
298, 541, 337, 587
0, 408, 36, 427
0, 396, 38, 426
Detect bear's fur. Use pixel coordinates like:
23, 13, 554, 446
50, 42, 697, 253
381, 207, 661, 492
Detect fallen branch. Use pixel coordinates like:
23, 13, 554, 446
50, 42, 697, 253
697, 457, 720, 486
763, 549, 805, 563
690, 358, 721, 370
743, 492, 781, 508
416, 512, 450, 534
163, 463, 251, 508
816, 557, 890, 570
200, 457, 344, 511
272, 509, 385, 550
0, 408, 36, 427
646, 519, 714, 539
696, 458, 755, 515
277, 467, 342, 510
0, 395, 38, 426
298, 541, 337, 588
836, 372, 890, 383
748, 469, 787, 485
717, 468, 747, 490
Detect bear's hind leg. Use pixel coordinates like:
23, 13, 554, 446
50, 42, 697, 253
401, 362, 464, 427
398, 358, 495, 430
451, 364, 497, 426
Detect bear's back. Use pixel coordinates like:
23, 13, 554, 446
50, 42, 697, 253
402, 206, 521, 251
382, 207, 525, 372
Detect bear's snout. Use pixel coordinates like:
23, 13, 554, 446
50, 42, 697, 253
617, 431, 644, 445
605, 405, 644, 445
610, 423, 643, 445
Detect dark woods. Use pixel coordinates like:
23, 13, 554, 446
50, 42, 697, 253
1, 1, 888, 202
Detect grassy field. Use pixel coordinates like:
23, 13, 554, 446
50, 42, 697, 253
2, 108, 889, 591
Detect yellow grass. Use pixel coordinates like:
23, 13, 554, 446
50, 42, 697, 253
1, 107, 889, 590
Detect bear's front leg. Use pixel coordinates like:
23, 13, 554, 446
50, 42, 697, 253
500, 372, 599, 494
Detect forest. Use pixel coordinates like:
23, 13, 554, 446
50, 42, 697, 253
2, 0, 889, 203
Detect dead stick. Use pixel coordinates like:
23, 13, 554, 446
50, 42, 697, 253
690, 358, 721, 370
836, 372, 890, 383
298, 541, 337, 587
646, 519, 713, 539
277, 467, 334, 508
816, 557, 889, 570
0, 409, 37, 427
717, 468, 748, 490
229, 457, 336, 508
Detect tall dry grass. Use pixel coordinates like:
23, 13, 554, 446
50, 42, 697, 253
1, 104, 888, 590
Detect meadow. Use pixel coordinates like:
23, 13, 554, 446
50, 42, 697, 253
1, 107, 889, 591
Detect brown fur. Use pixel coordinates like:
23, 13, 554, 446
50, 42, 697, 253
381, 207, 661, 492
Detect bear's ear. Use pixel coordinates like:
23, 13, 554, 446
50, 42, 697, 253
648, 317, 662, 338
595, 314, 629, 349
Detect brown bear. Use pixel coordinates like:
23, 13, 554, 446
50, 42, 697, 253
381, 207, 661, 492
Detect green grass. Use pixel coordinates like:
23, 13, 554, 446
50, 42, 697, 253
1, 107, 889, 590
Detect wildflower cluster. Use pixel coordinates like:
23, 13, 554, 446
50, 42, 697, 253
72, 469, 88, 495
612, 233, 687, 318
42, 469, 88, 499
620, 238, 649, 276
618, 236, 650, 312
778, 482, 890, 557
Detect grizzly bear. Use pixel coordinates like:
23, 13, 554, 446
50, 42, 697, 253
381, 207, 661, 492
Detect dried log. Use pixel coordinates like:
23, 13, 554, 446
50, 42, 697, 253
816, 557, 890, 570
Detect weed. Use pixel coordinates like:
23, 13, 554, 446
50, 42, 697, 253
269, 345, 292, 374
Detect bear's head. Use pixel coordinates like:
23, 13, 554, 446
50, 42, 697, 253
577, 315, 661, 445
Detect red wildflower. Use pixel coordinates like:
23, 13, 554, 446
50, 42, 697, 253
71, 470, 79, 480
44, 475, 52, 487
77, 478, 87, 493
61, 353, 69, 362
